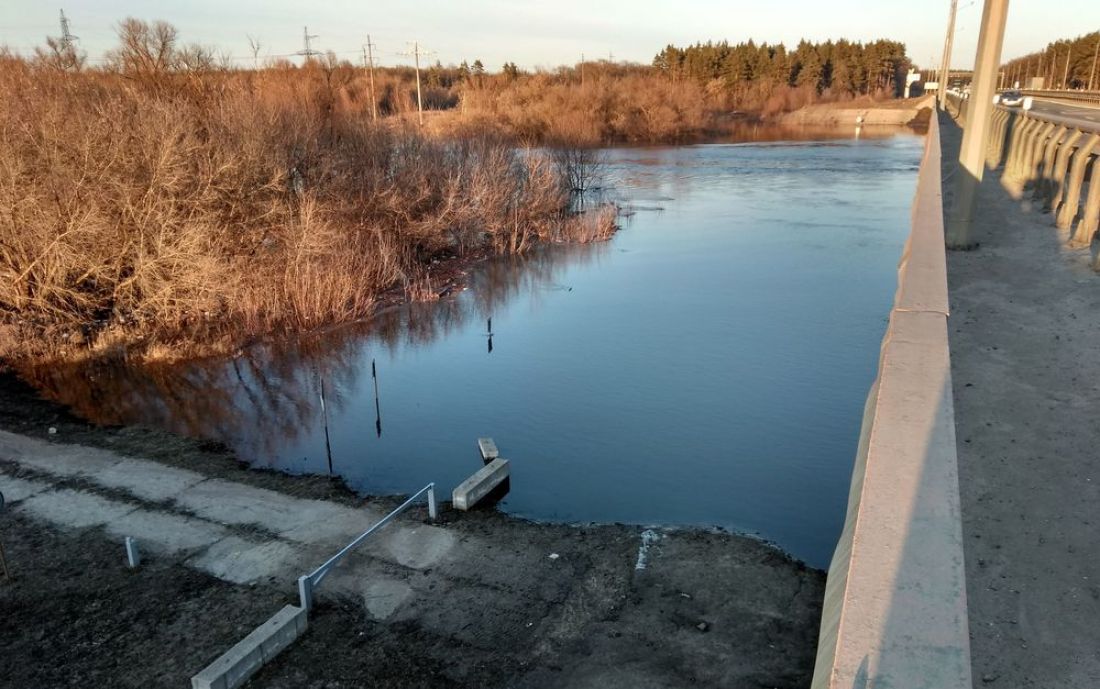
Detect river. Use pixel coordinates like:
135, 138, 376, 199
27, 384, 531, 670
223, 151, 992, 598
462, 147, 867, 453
21, 130, 924, 568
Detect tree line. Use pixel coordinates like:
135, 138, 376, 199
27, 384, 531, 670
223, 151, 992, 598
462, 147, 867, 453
1002, 32, 1100, 90
653, 39, 910, 97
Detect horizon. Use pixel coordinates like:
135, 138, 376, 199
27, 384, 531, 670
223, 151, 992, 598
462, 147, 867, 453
1, 1, 1097, 73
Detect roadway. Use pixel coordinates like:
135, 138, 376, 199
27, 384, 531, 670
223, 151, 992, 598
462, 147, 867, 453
1018, 97, 1100, 128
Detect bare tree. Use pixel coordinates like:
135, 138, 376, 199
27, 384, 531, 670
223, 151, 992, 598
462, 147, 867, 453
34, 36, 86, 72
106, 18, 178, 76
246, 35, 262, 69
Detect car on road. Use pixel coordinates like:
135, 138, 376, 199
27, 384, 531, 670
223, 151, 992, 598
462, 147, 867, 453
1000, 90, 1024, 107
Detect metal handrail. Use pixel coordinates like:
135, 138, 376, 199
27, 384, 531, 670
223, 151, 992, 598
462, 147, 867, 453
297, 482, 437, 611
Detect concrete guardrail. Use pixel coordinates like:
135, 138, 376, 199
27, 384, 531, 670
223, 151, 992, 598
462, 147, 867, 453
811, 113, 973, 689
945, 91, 1100, 264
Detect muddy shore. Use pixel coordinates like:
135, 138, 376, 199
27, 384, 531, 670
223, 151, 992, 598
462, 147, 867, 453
0, 372, 825, 688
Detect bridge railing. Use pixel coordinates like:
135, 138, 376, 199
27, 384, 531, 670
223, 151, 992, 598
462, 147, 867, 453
944, 93, 1100, 262
1019, 89, 1100, 106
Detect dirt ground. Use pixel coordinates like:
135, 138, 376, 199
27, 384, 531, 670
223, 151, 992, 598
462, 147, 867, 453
0, 372, 824, 689
941, 115, 1100, 687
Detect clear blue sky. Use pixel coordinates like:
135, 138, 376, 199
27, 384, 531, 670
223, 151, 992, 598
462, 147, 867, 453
1, 1, 1096, 71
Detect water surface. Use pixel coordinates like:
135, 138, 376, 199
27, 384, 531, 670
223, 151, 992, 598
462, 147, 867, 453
24, 132, 923, 567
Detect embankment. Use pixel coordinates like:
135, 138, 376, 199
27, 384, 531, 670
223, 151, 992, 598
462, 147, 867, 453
779, 95, 934, 128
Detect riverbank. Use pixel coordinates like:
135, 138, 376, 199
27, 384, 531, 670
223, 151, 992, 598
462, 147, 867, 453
777, 95, 934, 128
0, 372, 825, 689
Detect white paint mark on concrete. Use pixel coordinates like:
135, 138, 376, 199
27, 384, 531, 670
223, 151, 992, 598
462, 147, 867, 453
634, 529, 662, 571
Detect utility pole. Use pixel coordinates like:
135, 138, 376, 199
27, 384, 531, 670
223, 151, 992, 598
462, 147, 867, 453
938, 0, 959, 107
1061, 47, 1072, 89
364, 36, 378, 121
405, 42, 426, 126
946, 0, 1010, 249
298, 26, 320, 61
581, 53, 585, 87
1090, 37, 1099, 91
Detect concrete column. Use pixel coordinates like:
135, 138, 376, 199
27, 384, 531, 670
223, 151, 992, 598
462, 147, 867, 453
1046, 129, 1083, 212
946, 0, 1010, 249
1060, 134, 1100, 233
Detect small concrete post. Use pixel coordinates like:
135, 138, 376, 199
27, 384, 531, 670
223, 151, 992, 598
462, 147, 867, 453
427, 484, 438, 521
125, 536, 140, 569
946, 0, 1010, 249
298, 575, 313, 613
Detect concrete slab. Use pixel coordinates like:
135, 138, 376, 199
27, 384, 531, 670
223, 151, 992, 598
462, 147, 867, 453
453, 458, 509, 511
0, 430, 122, 478
0, 474, 51, 503
105, 509, 229, 555
279, 503, 386, 546
362, 578, 414, 620
188, 536, 303, 585
93, 458, 207, 502
379, 525, 457, 570
174, 479, 364, 535
17, 489, 137, 529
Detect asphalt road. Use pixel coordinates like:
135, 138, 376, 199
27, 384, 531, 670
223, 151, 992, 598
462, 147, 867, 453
1017, 97, 1100, 128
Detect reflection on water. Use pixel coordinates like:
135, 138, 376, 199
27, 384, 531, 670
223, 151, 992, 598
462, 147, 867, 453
19, 132, 923, 567
20, 242, 608, 461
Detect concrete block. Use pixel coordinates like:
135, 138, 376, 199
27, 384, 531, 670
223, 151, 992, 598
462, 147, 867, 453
476, 437, 499, 461
452, 458, 509, 511
191, 605, 307, 689
17, 489, 136, 529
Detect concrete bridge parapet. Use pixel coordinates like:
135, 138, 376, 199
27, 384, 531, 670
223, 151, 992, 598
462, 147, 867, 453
811, 113, 973, 689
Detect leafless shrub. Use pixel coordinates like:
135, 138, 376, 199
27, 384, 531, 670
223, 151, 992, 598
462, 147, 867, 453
0, 26, 616, 363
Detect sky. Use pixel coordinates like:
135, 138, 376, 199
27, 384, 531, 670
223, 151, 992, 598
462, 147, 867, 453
0, 1, 1097, 72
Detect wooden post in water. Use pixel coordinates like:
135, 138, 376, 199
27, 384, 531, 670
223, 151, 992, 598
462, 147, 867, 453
372, 359, 382, 437
319, 374, 334, 473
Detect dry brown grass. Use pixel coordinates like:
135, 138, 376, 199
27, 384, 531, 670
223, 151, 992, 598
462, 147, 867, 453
0, 34, 615, 364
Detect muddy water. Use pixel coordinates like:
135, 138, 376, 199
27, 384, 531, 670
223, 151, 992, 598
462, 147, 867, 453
23, 131, 923, 567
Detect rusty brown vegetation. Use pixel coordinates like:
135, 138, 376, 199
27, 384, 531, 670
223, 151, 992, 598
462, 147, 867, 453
0, 21, 614, 364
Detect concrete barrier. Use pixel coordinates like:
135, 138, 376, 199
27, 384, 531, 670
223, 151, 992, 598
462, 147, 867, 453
811, 113, 973, 689
477, 437, 499, 461
452, 458, 509, 511
191, 605, 307, 689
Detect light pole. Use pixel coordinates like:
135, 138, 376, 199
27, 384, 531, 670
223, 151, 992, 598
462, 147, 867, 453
946, 0, 1010, 249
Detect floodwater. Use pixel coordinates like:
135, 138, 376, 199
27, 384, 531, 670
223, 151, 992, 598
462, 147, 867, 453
23, 129, 924, 567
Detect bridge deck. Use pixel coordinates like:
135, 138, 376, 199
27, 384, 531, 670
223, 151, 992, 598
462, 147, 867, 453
941, 113, 1100, 687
